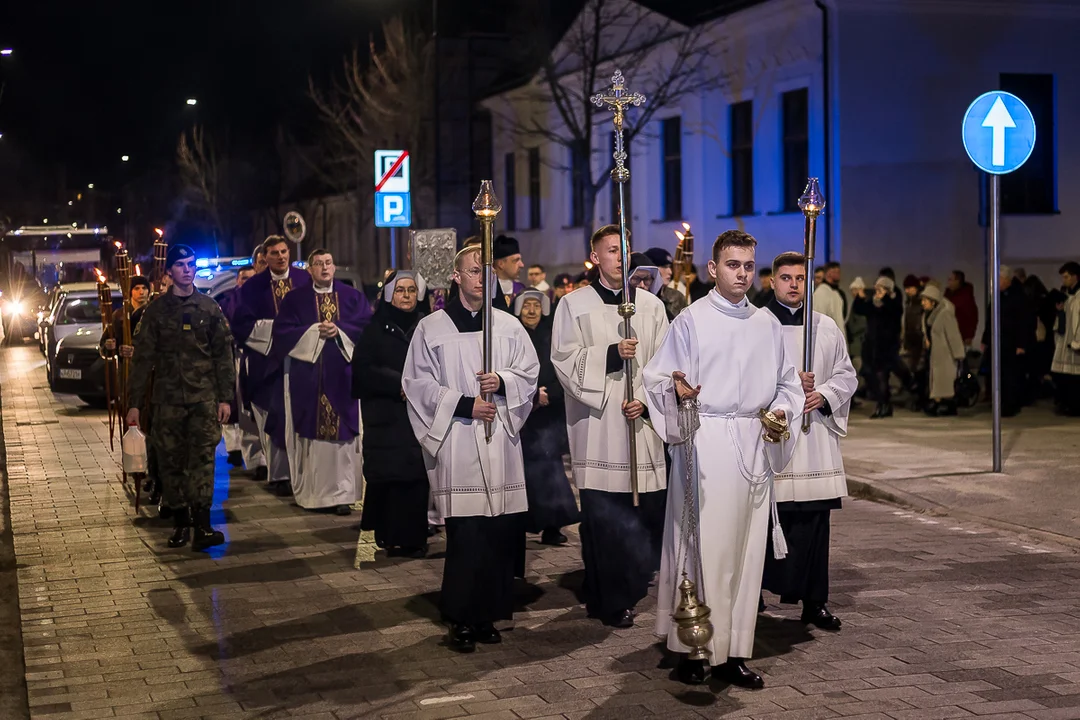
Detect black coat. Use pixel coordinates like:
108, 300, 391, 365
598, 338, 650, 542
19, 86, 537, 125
520, 317, 569, 459
352, 304, 426, 484
855, 290, 903, 371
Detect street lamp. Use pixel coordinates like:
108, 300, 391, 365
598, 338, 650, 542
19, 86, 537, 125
0, 49, 12, 56
121, 155, 130, 162
186, 98, 197, 106
88, 183, 94, 189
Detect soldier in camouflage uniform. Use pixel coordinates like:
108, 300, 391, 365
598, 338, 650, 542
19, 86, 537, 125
127, 244, 236, 551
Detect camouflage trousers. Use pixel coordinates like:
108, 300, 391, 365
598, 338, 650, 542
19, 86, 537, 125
151, 401, 220, 510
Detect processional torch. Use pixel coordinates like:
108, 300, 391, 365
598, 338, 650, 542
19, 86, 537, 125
114, 242, 134, 418
592, 69, 645, 507
95, 269, 118, 450
150, 229, 168, 295
797, 179, 826, 434
472, 180, 502, 444
673, 223, 694, 305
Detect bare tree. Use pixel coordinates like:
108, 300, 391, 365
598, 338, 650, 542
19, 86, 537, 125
177, 125, 227, 255
495, 0, 733, 254
308, 15, 435, 229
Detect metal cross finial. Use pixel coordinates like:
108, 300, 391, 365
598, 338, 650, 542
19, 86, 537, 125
592, 69, 646, 185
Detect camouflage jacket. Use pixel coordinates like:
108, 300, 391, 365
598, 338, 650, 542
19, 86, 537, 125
129, 289, 236, 406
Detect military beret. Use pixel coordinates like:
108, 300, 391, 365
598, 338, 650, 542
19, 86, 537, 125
165, 244, 195, 268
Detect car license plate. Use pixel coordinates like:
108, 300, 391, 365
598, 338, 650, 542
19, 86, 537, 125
59, 369, 82, 380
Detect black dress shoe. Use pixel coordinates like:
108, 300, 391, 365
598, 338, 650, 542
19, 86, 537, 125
715, 658, 764, 689
801, 602, 842, 631
870, 402, 893, 419
602, 609, 634, 629
270, 482, 292, 497
473, 623, 502, 644
335, 504, 352, 516
253, 466, 268, 481
676, 657, 708, 685
540, 529, 568, 545
447, 624, 476, 653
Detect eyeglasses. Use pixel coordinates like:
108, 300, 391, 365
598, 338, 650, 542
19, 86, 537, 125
459, 267, 482, 278
394, 286, 418, 295
310, 260, 334, 268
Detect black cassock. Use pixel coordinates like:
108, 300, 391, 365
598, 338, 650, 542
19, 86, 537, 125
520, 317, 580, 534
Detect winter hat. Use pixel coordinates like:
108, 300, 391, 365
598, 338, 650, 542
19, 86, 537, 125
921, 284, 943, 303
902, 274, 920, 289
875, 275, 895, 292
849, 276, 866, 291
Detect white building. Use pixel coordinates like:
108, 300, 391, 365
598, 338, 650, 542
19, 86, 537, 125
485, 0, 1079, 311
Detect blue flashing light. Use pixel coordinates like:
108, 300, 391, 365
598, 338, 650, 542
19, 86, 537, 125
196, 258, 210, 268
230, 258, 252, 267
196, 269, 216, 279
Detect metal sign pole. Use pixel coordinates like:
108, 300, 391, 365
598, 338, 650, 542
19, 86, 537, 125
989, 173, 1002, 473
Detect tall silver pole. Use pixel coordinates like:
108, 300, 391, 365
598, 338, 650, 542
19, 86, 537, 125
989, 173, 1002, 472
592, 69, 646, 507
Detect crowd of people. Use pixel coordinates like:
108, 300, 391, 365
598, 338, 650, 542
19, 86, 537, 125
110, 225, 1078, 690
743, 260, 1080, 419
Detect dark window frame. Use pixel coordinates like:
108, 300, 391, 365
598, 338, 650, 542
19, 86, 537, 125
730, 100, 754, 216
661, 116, 683, 221
527, 147, 542, 229
781, 88, 809, 213
999, 73, 1058, 215
504, 152, 516, 231
569, 139, 589, 228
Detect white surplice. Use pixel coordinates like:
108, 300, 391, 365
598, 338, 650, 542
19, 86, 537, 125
643, 290, 803, 662
774, 308, 858, 502
245, 268, 289, 483
282, 285, 361, 509
1051, 291, 1080, 377
551, 284, 669, 493
403, 309, 539, 519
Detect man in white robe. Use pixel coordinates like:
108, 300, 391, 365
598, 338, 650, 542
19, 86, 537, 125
273, 250, 372, 514
761, 252, 857, 631
403, 246, 539, 653
643, 229, 803, 688
552, 225, 669, 630
1051, 262, 1080, 415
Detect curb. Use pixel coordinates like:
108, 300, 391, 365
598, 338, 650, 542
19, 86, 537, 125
847, 474, 1080, 552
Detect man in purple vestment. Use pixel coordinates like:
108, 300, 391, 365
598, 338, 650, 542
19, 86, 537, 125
232, 235, 311, 492
272, 249, 372, 513
493, 235, 527, 312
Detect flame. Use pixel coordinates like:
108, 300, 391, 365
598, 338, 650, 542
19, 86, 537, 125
682, 222, 691, 232
114, 241, 123, 249
94, 268, 106, 284
584, 261, 594, 270
135, 264, 142, 276
674, 231, 685, 242
154, 228, 164, 238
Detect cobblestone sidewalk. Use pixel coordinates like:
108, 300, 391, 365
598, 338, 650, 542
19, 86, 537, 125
5, 345, 1080, 720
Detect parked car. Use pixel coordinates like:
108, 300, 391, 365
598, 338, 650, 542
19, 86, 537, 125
42, 286, 123, 389
52, 327, 112, 407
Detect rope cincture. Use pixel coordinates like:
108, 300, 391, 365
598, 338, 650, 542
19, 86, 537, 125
726, 412, 788, 561
674, 397, 704, 608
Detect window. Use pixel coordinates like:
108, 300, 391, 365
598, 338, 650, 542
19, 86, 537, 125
527, 147, 541, 229
730, 100, 754, 216
609, 131, 632, 225
570, 139, 588, 227
504, 152, 516, 231
781, 88, 809, 212
661, 117, 682, 220
1000, 73, 1057, 214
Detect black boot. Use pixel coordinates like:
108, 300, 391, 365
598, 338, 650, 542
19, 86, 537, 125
167, 508, 191, 548
191, 507, 225, 552
227, 450, 244, 467
870, 402, 893, 419
447, 623, 476, 653
148, 479, 162, 507
540, 528, 568, 546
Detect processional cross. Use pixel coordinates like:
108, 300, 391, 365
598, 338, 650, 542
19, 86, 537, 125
591, 70, 645, 184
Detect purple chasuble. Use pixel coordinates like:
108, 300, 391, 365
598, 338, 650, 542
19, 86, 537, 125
232, 267, 312, 412
272, 280, 372, 443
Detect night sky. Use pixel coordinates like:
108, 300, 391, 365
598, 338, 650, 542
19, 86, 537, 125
0, 0, 739, 205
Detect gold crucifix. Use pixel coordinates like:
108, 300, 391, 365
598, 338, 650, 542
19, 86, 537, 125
592, 69, 646, 184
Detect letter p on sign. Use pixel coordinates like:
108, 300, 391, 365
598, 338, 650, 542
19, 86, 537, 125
374, 191, 411, 228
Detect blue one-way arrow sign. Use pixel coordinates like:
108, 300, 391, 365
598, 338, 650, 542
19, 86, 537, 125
962, 91, 1036, 175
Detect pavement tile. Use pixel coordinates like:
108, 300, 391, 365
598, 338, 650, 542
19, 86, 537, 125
4, 347, 1080, 720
